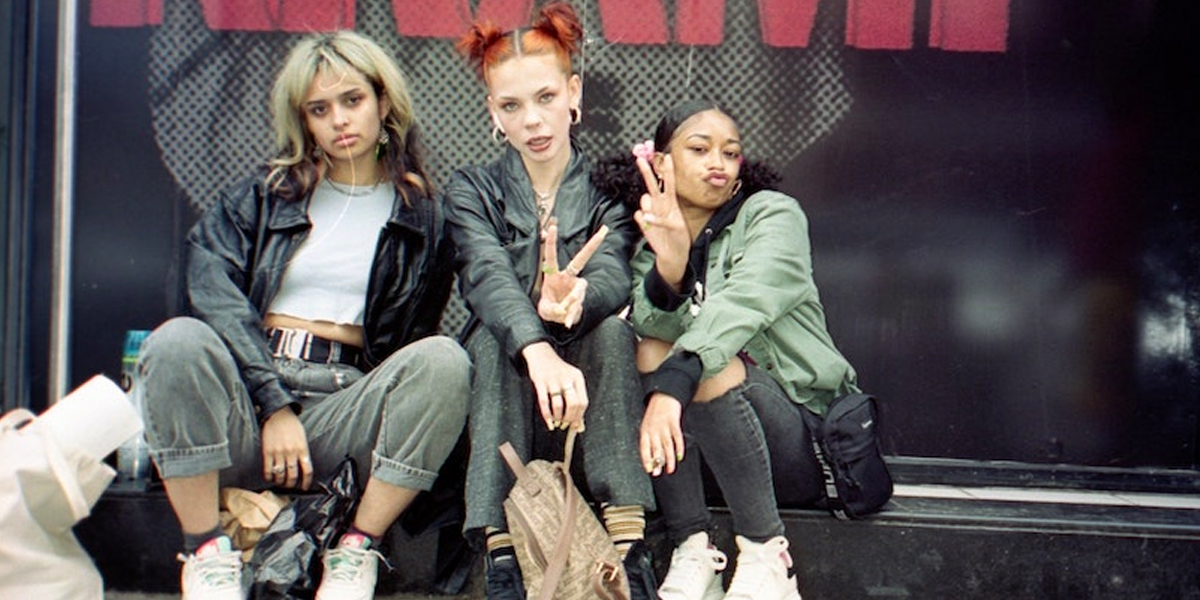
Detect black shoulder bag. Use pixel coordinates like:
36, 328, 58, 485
801, 393, 894, 520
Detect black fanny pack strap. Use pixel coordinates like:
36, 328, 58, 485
803, 408, 850, 520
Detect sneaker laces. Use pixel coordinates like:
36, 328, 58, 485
323, 545, 388, 583
177, 545, 242, 592
659, 535, 728, 599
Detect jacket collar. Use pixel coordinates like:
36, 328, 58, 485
688, 189, 749, 283
385, 191, 430, 237
498, 139, 590, 239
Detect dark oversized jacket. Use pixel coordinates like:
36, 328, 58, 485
185, 172, 456, 423
444, 142, 637, 363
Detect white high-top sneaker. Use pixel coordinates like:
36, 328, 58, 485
723, 535, 802, 600
657, 532, 728, 600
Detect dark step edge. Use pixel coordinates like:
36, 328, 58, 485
770, 493, 1200, 540
887, 455, 1200, 493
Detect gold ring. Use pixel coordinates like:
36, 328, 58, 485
652, 455, 665, 467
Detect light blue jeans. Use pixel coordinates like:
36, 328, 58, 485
139, 317, 470, 493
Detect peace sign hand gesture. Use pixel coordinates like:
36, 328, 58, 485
634, 155, 691, 288
539, 222, 609, 328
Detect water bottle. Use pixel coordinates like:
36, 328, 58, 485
116, 329, 152, 482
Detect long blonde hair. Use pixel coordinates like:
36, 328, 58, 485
267, 30, 432, 203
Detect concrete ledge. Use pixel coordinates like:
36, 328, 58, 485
81, 461, 1200, 598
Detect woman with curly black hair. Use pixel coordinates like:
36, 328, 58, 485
595, 100, 859, 600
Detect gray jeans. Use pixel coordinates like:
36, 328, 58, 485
139, 317, 470, 493
462, 316, 654, 545
652, 363, 825, 543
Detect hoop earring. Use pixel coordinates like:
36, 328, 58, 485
491, 125, 508, 145
569, 107, 581, 126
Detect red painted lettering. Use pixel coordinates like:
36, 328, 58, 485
89, 0, 163, 27
86, 0, 1010, 53
390, 0, 531, 39
596, 0, 669, 44
930, 0, 1010, 52
758, 0, 820, 48
196, 0, 354, 31
675, 0, 723, 45
846, 0, 915, 50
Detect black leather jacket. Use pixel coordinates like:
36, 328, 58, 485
444, 143, 637, 362
185, 172, 455, 423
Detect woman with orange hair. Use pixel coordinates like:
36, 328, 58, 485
445, 3, 655, 598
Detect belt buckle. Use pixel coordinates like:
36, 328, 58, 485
274, 328, 313, 361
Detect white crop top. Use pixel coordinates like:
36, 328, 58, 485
267, 179, 393, 326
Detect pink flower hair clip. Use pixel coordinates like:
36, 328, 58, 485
631, 140, 654, 161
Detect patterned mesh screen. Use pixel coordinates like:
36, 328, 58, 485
148, 0, 851, 333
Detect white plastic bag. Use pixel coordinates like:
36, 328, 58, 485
0, 375, 141, 600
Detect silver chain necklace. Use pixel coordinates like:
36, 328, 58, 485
325, 177, 386, 197
535, 187, 559, 235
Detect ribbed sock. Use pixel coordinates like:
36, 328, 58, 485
182, 524, 225, 555
602, 504, 646, 559
485, 527, 516, 560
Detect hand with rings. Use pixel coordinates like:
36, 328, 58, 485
538, 223, 608, 328
633, 153, 690, 287
639, 391, 686, 476
260, 408, 315, 490
521, 342, 589, 432
267, 455, 311, 483
546, 381, 584, 431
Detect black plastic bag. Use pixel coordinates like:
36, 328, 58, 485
249, 456, 360, 599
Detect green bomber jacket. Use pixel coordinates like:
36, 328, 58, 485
629, 190, 857, 414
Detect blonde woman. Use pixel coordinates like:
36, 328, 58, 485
138, 31, 469, 600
